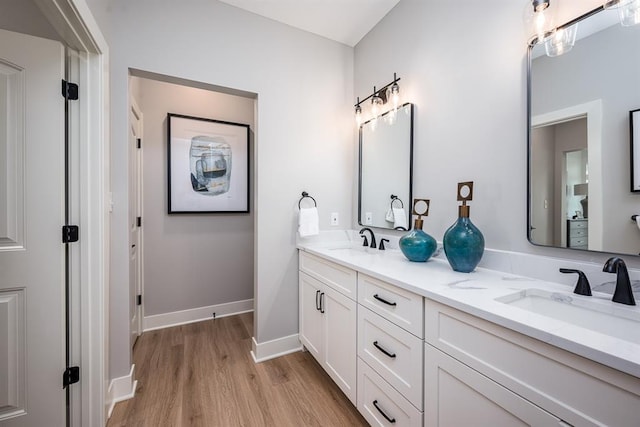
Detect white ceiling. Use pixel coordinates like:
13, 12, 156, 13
218, 0, 401, 47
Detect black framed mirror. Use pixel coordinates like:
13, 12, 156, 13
358, 103, 413, 230
528, 5, 640, 256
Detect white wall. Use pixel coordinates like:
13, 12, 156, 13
354, 1, 624, 264
104, 0, 354, 378
132, 76, 255, 317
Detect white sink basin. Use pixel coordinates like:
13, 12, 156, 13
496, 289, 640, 345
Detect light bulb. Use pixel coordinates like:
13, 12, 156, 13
371, 95, 383, 117
355, 104, 362, 126
524, 0, 554, 44
620, 0, 640, 25
390, 83, 400, 109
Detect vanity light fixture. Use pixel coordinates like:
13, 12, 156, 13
354, 73, 402, 125
605, 0, 640, 26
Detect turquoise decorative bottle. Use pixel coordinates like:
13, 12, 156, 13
443, 182, 484, 273
399, 199, 437, 262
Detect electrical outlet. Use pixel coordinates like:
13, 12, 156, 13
365, 212, 373, 225
544, 199, 548, 209
331, 212, 339, 226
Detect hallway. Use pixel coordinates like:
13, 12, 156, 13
107, 312, 367, 426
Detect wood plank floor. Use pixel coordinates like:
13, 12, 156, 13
107, 312, 368, 426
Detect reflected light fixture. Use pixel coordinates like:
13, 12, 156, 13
545, 23, 578, 57
605, 0, 640, 26
354, 73, 402, 125
524, 0, 555, 44
371, 87, 383, 117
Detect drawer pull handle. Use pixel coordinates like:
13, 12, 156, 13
372, 400, 396, 424
373, 341, 396, 358
315, 290, 321, 311
373, 294, 397, 307
320, 292, 325, 314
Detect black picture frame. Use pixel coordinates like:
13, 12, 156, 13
631, 109, 640, 193
167, 113, 250, 213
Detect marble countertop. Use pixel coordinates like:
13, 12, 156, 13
298, 240, 640, 379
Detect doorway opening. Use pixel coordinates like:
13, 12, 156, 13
127, 69, 256, 346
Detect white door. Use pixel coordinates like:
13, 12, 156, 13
424, 344, 562, 426
0, 29, 66, 426
298, 272, 323, 361
322, 284, 357, 404
129, 99, 143, 347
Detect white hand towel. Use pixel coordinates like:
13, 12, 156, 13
298, 207, 319, 237
393, 208, 408, 230
385, 208, 395, 223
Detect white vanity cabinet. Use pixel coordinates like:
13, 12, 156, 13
424, 298, 640, 426
299, 252, 357, 404
357, 273, 424, 426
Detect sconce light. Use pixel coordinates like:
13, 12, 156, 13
355, 97, 362, 125
605, 0, 640, 26
544, 23, 578, 56
524, 0, 555, 44
354, 73, 402, 125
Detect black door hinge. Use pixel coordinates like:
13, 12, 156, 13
136, 217, 142, 227
137, 294, 142, 306
62, 225, 79, 243
137, 138, 141, 149
61, 80, 79, 100
63, 366, 80, 388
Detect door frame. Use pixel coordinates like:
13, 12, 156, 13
129, 95, 143, 343
34, 1, 109, 426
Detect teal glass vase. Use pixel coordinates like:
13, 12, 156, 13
443, 216, 485, 273
399, 198, 437, 262
443, 181, 484, 273
399, 227, 437, 262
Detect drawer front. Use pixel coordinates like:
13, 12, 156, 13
358, 358, 422, 427
568, 220, 587, 230
299, 251, 357, 299
358, 273, 423, 338
568, 228, 587, 238
568, 236, 587, 248
424, 298, 640, 426
359, 307, 423, 409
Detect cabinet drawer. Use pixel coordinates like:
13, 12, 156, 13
299, 251, 357, 299
424, 298, 640, 426
358, 358, 422, 427
568, 237, 587, 248
358, 273, 423, 338
568, 220, 587, 230
568, 228, 587, 238
359, 306, 423, 409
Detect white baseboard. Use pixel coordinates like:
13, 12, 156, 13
106, 364, 137, 419
251, 334, 302, 363
143, 299, 254, 332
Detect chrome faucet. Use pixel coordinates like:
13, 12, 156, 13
359, 227, 377, 249
603, 257, 636, 306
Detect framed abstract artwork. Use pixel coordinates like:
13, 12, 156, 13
167, 113, 250, 213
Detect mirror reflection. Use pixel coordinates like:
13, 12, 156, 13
359, 103, 413, 230
528, 7, 640, 255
